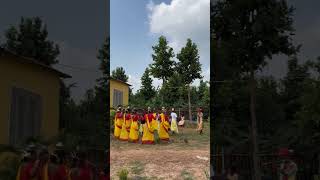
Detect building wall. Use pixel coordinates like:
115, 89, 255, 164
110, 79, 129, 108
0, 55, 60, 144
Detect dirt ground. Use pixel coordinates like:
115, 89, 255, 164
110, 124, 210, 180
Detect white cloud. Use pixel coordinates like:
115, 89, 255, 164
128, 74, 142, 93
129, 74, 163, 94
147, 0, 210, 88
147, 0, 210, 68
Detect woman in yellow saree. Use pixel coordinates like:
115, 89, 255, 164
129, 109, 139, 143
119, 108, 131, 141
141, 107, 155, 144
152, 108, 159, 131
159, 107, 170, 142
113, 107, 123, 139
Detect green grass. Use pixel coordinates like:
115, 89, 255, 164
130, 160, 145, 175
117, 168, 129, 180
180, 169, 195, 180
111, 122, 210, 150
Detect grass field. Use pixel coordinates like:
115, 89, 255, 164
110, 122, 210, 180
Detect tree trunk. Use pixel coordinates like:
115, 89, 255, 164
188, 85, 192, 121
249, 69, 261, 180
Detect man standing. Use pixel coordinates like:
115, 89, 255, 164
170, 108, 178, 134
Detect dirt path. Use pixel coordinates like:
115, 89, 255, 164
111, 146, 210, 179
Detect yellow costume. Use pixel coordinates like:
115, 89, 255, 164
159, 113, 170, 141
114, 112, 123, 139
153, 113, 160, 131
41, 163, 49, 180
129, 114, 139, 143
119, 113, 131, 141
16, 165, 22, 180
141, 113, 155, 144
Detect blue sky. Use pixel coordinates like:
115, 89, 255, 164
111, 0, 210, 93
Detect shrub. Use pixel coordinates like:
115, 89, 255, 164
117, 168, 129, 180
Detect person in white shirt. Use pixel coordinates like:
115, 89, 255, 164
170, 108, 179, 134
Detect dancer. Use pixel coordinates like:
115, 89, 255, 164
37, 147, 50, 180
152, 108, 159, 131
119, 107, 131, 141
139, 110, 146, 137
196, 107, 204, 135
16, 144, 37, 180
54, 142, 69, 180
113, 106, 123, 139
141, 107, 155, 144
170, 108, 179, 134
129, 108, 140, 143
159, 107, 170, 142
75, 151, 93, 180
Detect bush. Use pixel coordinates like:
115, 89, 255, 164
117, 168, 129, 180
110, 109, 116, 133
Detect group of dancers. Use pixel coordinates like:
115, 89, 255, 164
113, 106, 204, 144
15, 143, 108, 180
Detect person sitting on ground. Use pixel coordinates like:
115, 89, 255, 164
178, 112, 185, 127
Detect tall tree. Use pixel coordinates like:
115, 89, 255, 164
111, 67, 129, 82
149, 36, 175, 84
176, 39, 202, 121
140, 68, 156, 102
94, 37, 110, 147
3, 17, 59, 66
212, 0, 296, 179
281, 55, 310, 122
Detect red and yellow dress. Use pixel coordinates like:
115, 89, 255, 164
129, 114, 140, 143
119, 113, 131, 141
38, 162, 49, 180
152, 113, 159, 131
141, 113, 155, 144
16, 162, 34, 180
114, 112, 123, 139
159, 113, 170, 141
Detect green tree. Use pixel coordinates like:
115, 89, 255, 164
94, 37, 110, 147
212, 0, 296, 178
140, 68, 156, 102
159, 72, 185, 107
281, 55, 310, 122
3, 17, 59, 66
149, 36, 175, 84
111, 67, 129, 82
176, 38, 202, 121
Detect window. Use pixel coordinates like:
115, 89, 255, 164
9, 87, 42, 145
113, 89, 123, 107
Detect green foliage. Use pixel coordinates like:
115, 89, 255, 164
3, 16, 59, 66
180, 169, 195, 180
140, 68, 156, 102
212, 0, 296, 73
130, 161, 145, 175
117, 169, 129, 180
149, 36, 175, 84
176, 39, 202, 85
111, 67, 129, 82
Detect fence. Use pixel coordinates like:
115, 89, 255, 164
212, 153, 319, 180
